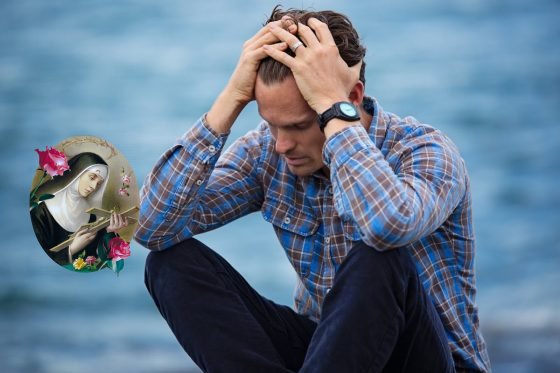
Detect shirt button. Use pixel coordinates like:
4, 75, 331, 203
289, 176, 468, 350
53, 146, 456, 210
324, 236, 330, 244
327, 186, 333, 195
326, 287, 332, 294
208, 145, 216, 153
195, 179, 203, 186
283, 217, 291, 224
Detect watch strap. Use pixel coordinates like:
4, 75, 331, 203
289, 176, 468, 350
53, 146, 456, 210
317, 102, 360, 132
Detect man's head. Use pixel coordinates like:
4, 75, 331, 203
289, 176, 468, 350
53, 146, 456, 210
255, 7, 367, 177
258, 6, 366, 86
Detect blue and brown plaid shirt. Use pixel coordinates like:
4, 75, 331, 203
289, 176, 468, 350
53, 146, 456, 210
135, 97, 491, 372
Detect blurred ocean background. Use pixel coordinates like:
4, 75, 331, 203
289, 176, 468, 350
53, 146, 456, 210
1, 0, 559, 372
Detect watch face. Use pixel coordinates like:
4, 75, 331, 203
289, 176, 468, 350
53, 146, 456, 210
339, 102, 358, 117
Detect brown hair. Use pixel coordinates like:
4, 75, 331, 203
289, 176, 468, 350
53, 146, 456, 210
258, 5, 366, 86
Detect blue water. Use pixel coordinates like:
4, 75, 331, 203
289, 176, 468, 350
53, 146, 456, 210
1, 0, 559, 372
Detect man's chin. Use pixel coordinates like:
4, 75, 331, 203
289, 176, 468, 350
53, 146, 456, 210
287, 164, 319, 177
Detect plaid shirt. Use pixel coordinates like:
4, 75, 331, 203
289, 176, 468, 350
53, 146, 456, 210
135, 97, 491, 372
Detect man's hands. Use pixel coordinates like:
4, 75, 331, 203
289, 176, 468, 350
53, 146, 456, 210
205, 17, 361, 134
206, 21, 292, 134
226, 21, 289, 105
264, 18, 361, 114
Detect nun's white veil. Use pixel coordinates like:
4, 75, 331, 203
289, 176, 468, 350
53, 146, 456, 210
45, 164, 109, 232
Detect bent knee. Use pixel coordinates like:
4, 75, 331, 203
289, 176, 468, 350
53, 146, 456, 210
145, 238, 210, 276
347, 241, 415, 272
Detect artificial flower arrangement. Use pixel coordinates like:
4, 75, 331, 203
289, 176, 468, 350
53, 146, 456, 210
31, 146, 132, 275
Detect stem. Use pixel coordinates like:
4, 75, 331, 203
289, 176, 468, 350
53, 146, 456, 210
32, 171, 47, 196
98, 261, 108, 270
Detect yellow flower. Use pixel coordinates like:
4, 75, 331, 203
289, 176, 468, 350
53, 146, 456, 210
73, 257, 86, 270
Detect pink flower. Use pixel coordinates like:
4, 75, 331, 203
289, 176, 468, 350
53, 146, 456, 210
121, 174, 131, 184
35, 146, 69, 177
108, 237, 131, 262
85, 256, 97, 265
118, 187, 128, 196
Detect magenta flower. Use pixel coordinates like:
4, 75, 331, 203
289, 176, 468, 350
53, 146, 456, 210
108, 237, 131, 263
35, 146, 69, 177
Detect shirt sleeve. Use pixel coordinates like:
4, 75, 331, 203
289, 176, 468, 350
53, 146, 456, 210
134, 116, 264, 251
323, 124, 467, 250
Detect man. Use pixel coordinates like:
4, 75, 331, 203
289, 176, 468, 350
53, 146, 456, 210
135, 7, 491, 373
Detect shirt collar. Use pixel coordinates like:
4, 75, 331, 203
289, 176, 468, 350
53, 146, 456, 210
364, 96, 387, 150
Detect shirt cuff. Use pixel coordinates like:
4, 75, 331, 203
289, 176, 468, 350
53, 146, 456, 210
177, 114, 229, 164
322, 125, 374, 170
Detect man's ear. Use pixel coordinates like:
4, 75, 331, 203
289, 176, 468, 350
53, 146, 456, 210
348, 80, 364, 107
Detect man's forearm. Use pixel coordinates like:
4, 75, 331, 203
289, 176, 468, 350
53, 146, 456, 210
206, 87, 247, 135
134, 118, 228, 250
324, 125, 466, 250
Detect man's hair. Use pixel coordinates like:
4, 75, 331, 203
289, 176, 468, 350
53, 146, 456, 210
258, 6, 366, 86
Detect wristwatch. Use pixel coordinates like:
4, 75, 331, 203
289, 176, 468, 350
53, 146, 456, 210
317, 102, 360, 132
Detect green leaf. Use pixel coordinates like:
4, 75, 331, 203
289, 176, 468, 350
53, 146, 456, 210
98, 232, 117, 263
38, 193, 55, 201
97, 239, 107, 262
98, 232, 113, 262
102, 259, 113, 271
115, 259, 124, 274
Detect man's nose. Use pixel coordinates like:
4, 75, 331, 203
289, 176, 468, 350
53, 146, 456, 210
274, 131, 296, 154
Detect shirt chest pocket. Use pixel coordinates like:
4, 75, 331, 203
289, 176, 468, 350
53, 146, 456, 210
261, 198, 319, 236
261, 198, 319, 277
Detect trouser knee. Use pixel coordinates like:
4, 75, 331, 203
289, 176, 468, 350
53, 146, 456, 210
144, 238, 213, 298
335, 242, 416, 294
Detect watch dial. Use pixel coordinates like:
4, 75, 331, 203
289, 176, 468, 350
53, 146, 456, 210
340, 103, 357, 116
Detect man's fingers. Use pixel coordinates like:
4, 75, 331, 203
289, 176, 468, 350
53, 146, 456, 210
307, 17, 336, 45
253, 41, 288, 61
280, 16, 298, 34
296, 22, 320, 48
263, 43, 296, 69
269, 24, 305, 55
245, 20, 283, 46
245, 30, 280, 51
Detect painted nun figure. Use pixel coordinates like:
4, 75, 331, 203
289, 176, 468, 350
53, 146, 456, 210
30, 152, 128, 266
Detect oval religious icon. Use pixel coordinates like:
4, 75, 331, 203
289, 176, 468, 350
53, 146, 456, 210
29, 136, 139, 274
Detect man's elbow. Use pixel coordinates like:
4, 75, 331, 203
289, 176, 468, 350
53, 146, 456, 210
133, 230, 181, 252
361, 234, 405, 252
359, 216, 418, 251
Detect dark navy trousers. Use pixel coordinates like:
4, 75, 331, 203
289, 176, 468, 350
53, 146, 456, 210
145, 238, 454, 372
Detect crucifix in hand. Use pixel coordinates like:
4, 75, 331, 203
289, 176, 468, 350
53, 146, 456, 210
49, 206, 139, 263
